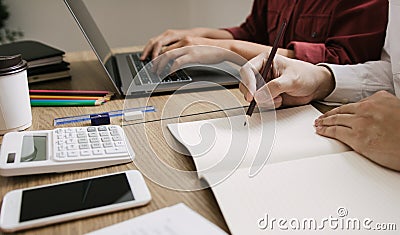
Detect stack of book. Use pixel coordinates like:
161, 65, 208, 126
0, 40, 70, 83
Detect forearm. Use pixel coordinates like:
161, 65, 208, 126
189, 28, 234, 39
215, 40, 295, 61
277, 48, 295, 59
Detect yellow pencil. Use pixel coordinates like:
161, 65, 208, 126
29, 95, 111, 101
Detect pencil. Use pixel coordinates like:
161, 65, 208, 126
30, 99, 105, 107
244, 20, 288, 126
29, 89, 114, 97
30, 95, 108, 101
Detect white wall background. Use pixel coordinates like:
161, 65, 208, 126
3, 0, 252, 52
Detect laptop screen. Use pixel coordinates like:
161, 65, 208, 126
64, 0, 120, 93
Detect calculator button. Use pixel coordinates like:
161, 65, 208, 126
103, 142, 113, 148
56, 134, 63, 140
56, 152, 67, 158
91, 143, 102, 149
108, 126, 118, 131
58, 145, 67, 151
77, 133, 86, 138
55, 129, 64, 134
66, 139, 77, 144
87, 127, 97, 132
90, 137, 100, 143
80, 150, 91, 156
105, 147, 127, 154
79, 144, 90, 149
92, 149, 104, 155
67, 151, 79, 157
67, 144, 79, 150
101, 137, 111, 142
110, 130, 119, 136
66, 133, 77, 138
88, 132, 97, 137
114, 141, 125, 147
99, 131, 108, 137
78, 138, 88, 143
98, 126, 107, 131
112, 136, 123, 141
65, 128, 76, 133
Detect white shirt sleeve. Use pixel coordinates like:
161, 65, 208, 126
321, 50, 394, 104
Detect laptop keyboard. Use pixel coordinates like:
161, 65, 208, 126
128, 53, 192, 85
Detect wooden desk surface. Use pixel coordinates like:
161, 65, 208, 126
0, 47, 240, 234
0, 47, 332, 234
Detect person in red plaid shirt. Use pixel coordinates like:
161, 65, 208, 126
141, 0, 388, 65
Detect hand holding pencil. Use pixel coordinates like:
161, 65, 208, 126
239, 21, 336, 115
242, 20, 287, 126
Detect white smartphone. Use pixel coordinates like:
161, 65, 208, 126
0, 170, 151, 232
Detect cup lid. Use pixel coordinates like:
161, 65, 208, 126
0, 55, 28, 76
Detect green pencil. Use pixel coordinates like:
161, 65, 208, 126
30, 99, 105, 107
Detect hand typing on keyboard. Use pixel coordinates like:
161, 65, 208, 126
130, 53, 192, 85
140, 29, 226, 60
152, 46, 245, 75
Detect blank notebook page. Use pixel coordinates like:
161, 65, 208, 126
208, 151, 400, 235
168, 105, 350, 179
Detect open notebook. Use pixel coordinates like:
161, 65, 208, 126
168, 105, 400, 234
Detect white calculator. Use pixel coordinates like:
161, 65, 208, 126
0, 125, 135, 176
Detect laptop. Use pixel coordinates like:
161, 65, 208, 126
64, 0, 239, 96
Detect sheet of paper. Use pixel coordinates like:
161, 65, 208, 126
208, 151, 400, 235
168, 105, 350, 180
86, 203, 227, 235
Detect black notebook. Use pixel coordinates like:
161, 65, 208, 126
0, 40, 65, 68
27, 61, 70, 76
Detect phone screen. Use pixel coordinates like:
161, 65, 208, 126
19, 173, 134, 222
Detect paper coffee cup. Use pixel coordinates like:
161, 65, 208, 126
0, 55, 32, 135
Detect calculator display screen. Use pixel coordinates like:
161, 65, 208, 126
21, 136, 47, 162
19, 173, 135, 222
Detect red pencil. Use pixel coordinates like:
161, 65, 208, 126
29, 89, 114, 97
29, 95, 107, 101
